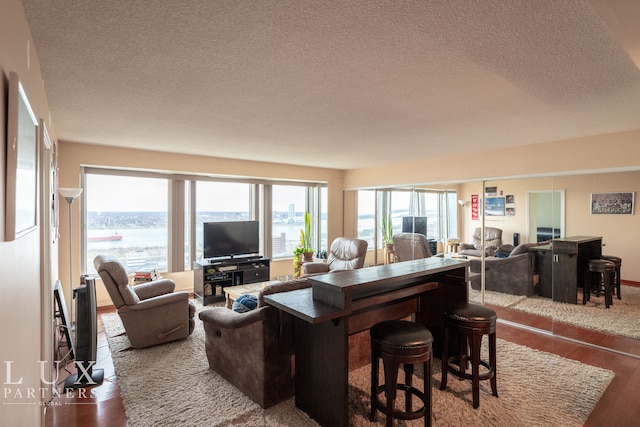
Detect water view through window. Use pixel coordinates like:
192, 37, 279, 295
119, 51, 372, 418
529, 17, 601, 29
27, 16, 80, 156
85, 175, 326, 275
85, 174, 169, 275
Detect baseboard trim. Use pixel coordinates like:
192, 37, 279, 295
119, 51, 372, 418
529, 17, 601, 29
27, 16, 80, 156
498, 318, 640, 360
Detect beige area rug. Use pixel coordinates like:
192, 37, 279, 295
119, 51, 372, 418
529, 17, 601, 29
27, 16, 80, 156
102, 303, 614, 427
470, 285, 640, 340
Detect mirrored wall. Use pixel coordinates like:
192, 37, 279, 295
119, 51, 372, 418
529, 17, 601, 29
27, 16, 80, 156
354, 186, 458, 266
349, 169, 640, 356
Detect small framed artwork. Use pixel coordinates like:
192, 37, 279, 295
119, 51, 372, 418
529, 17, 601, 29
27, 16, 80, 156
506, 207, 515, 217
590, 192, 634, 215
505, 194, 515, 205
5, 72, 39, 241
485, 197, 505, 216
471, 194, 479, 220
485, 186, 497, 196
40, 119, 58, 241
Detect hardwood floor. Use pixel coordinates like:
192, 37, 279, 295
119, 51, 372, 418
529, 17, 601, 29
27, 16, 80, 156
45, 297, 640, 426
45, 307, 127, 427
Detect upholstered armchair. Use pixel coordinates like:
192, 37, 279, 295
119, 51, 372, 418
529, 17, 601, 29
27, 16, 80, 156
459, 227, 505, 257
301, 237, 368, 276
469, 243, 537, 296
392, 232, 432, 262
199, 279, 311, 408
94, 254, 196, 349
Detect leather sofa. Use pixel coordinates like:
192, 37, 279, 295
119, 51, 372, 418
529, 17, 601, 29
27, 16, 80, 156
199, 279, 310, 408
460, 227, 506, 257
469, 243, 538, 296
302, 237, 368, 276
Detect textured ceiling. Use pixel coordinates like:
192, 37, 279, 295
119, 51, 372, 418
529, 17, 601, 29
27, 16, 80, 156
21, 0, 640, 170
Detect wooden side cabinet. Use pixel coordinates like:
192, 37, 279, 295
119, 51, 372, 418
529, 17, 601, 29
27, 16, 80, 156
194, 258, 270, 305
552, 237, 601, 304
530, 236, 602, 304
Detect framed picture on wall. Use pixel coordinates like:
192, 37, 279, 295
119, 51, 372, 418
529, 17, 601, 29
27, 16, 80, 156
590, 192, 634, 215
5, 71, 39, 241
40, 119, 58, 241
485, 197, 505, 216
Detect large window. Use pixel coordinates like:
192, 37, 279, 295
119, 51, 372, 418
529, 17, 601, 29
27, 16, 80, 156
357, 190, 376, 248
82, 169, 325, 275
271, 185, 307, 258
84, 174, 168, 274
195, 181, 252, 261
357, 187, 458, 255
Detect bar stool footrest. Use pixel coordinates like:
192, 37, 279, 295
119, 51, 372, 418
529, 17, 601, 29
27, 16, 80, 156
372, 384, 426, 421
446, 355, 495, 382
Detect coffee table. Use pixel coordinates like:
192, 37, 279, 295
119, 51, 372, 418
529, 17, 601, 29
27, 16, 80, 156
224, 280, 279, 308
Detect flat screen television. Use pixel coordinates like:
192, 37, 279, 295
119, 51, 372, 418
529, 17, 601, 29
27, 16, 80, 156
402, 216, 427, 237
203, 220, 260, 259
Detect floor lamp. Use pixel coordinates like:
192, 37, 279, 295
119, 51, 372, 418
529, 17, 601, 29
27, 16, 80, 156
59, 187, 83, 335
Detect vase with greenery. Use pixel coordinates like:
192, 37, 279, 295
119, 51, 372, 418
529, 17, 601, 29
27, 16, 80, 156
293, 211, 314, 277
381, 213, 394, 248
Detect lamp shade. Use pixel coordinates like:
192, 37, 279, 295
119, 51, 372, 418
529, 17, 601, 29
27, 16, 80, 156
59, 187, 83, 203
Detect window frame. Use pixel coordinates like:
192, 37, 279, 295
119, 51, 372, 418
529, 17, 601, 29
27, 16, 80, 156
356, 187, 458, 263
81, 167, 326, 275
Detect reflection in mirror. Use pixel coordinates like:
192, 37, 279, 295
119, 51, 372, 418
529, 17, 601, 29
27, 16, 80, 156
549, 171, 639, 356
457, 178, 555, 331
527, 190, 564, 241
355, 186, 459, 266
353, 171, 640, 357
468, 173, 639, 357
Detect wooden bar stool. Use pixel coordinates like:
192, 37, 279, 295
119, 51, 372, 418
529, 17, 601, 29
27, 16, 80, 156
585, 259, 616, 308
370, 320, 433, 427
440, 302, 498, 409
601, 255, 622, 299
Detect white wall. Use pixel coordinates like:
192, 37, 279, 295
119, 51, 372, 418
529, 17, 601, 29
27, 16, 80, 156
1, 0, 58, 425
343, 133, 640, 189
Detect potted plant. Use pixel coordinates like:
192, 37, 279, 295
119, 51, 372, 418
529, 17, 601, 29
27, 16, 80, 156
381, 213, 394, 248
380, 213, 396, 264
293, 211, 314, 277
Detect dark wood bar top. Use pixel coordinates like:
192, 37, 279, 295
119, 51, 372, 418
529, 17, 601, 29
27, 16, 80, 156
307, 256, 469, 291
554, 235, 602, 242
264, 257, 469, 324
264, 287, 343, 324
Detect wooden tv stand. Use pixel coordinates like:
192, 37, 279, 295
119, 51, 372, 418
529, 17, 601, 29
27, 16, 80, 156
193, 257, 270, 305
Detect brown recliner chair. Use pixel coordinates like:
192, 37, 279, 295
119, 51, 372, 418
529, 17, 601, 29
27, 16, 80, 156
459, 227, 505, 257
94, 254, 195, 349
301, 237, 368, 276
392, 232, 432, 262
199, 279, 311, 408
